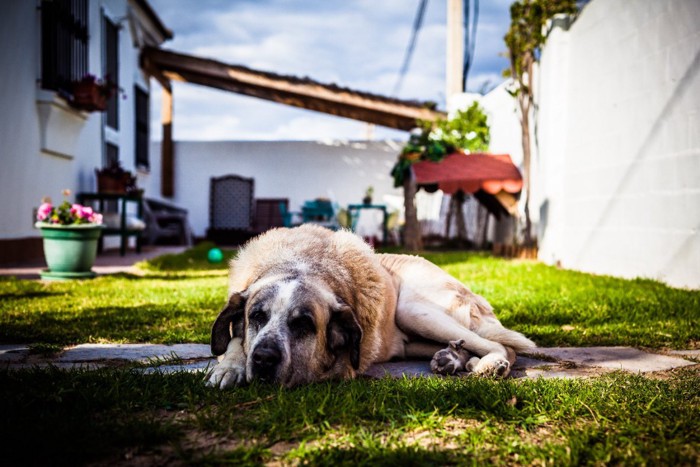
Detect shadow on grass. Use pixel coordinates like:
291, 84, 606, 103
102, 271, 228, 281
1, 368, 698, 465
0, 304, 213, 345
0, 290, 61, 300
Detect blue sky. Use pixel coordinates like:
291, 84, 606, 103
148, 0, 513, 141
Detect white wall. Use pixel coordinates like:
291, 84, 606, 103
144, 140, 405, 237
536, 0, 700, 288
0, 0, 153, 244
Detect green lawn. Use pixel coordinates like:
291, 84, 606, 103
1, 244, 698, 464
1, 243, 697, 348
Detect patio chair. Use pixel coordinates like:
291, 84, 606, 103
280, 202, 302, 227
207, 174, 256, 244
142, 198, 193, 246
253, 198, 289, 231
301, 199, 340, 230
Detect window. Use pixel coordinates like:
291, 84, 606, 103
105, 142, 119, 168
41, 0, 89, 95
134, 87, 150, 169
104, 15, 119, 129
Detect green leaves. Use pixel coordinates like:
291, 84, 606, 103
391, 101, 491, 187
504, 0, 577, 80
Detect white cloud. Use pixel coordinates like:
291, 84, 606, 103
148, 0, 510, 141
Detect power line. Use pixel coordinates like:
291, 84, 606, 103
392, 0, 429, 97
462, 0, 479, 91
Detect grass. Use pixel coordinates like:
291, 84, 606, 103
1, 244, 699, 464
0, 245, 697, 349
0, 367, 697, 465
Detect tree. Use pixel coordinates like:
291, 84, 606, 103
392, 102, 490, 251
504, 0, 576, 246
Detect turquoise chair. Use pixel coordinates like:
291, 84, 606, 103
301, 199, 340, 230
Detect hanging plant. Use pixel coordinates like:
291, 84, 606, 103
391, 101, 490, 187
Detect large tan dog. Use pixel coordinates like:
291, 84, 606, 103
206, 225, 535, 388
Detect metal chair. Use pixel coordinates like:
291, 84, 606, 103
207, 175, 255, 244
301, 199, 340, 230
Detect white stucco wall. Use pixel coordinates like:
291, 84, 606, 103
144, 140, 405, 237
0, 0, 153, 244
536, 0, 700, 288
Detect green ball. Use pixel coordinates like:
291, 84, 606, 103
207, 247, 224, 263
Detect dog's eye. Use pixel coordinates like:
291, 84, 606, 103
289, 314, 315, 337
249, 309, 268, 327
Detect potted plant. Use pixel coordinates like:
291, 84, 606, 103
95, 160, 137, 194
363, 186, 374, 205
35, 190, 104, 280
70, 74, 123, 112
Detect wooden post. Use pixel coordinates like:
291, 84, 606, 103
161, 84, 174, 197
403, 171, 423, 251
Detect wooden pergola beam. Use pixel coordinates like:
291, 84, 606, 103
141, 47, 445, 131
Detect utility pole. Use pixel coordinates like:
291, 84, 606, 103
446, 0, 464, 102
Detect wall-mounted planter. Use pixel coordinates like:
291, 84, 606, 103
71, 81, 107, 112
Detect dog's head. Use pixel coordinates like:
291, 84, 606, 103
211, 275, 362, 387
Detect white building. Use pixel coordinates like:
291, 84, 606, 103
470, 0, 700, 289
144, 139, 405, 240
0, 0, 171, 263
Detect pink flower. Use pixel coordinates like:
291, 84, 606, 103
71, 204, 94, 220
89, 213, 103, 225
37, 203, 53, 221
70, 204, 83, 218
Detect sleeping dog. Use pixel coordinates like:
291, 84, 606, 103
207, 225, 535, 388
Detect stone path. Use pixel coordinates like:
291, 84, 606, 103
0, 246, 187, 280
1, 344, 696, 379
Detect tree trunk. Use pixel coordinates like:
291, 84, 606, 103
402, 172, 423, 251
444, 195, 454, 239
521, 102, 533, 246
518, 52, 535, 247
454, 191, 467, 246
481, 208, 490, 249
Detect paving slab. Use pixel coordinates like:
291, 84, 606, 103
530, 346, 695, 373
139, 360, 216, 375
56, 343, 211, 363
0, 345, 30, 362
1, 345, 696, 379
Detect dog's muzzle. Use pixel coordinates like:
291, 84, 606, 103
251, 339, 282, 382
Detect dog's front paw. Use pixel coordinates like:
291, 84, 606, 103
206, 364, 246, 389
472, 353, 510, 377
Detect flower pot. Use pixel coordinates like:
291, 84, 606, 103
36, 223, 104, 280
71, 81, 107, 112
95, 169, 137, 194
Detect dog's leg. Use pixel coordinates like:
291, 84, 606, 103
205, 337, 247, 389
397, 307, 512, 377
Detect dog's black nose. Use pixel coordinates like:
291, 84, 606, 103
251, 340, 281, 380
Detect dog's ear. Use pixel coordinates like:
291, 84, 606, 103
211, 291, 246, 356
327, 302, 363, 370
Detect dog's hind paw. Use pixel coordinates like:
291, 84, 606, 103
205, 364, 246, 389
430, 340, 473, 375
472, 353, 510, 378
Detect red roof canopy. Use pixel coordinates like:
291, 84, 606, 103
412, 152, 523, 195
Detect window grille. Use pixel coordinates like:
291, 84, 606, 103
104, 15, 119, 129
40, 0, 89, 95
135, 87, 149, 169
